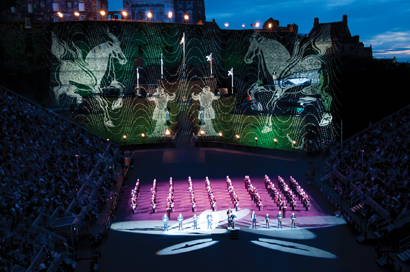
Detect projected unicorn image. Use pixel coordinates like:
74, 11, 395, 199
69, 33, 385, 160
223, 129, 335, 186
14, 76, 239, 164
244, 31, 333, 139
191, 86, 220, 136
51, 28, 127, 127
147, 87, 176, 137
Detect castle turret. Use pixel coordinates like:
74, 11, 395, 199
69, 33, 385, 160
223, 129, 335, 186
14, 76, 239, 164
342, 15, 347, 25
314, 17, 319, 27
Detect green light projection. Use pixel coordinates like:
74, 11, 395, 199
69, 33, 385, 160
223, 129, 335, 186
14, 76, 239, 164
48, 21, 337, 151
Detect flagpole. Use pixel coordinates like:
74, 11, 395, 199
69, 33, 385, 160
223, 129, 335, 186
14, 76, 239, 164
183, 32, 186, 78
210, 53, 212, 76
161, 53, 164, 79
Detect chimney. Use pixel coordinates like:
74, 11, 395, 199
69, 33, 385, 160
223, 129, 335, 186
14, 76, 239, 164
314, 18, 319, 27
342, 15, 347, 25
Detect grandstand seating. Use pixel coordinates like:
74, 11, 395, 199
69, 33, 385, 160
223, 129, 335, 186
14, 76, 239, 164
0, 87, 123, 271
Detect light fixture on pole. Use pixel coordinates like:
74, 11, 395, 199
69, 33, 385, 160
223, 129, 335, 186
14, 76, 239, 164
57, 12, 63, 20
141, 133, 146, 143
274, 138, 277, 149
136, 67, 143, 96
180, 32, 186, 78
268, 23, 272, 29
75, 154, 79, 179
206, 53, 213, 77
228, 68, 234, 94
255, 137, 258, 146
165, 129, 171, 136
184, 14, 189, 23
168, 11, 173, 22
255, 22, 260, 29
242, 24, 245, 28
122, 11, 127, 19
361, 150, 364, 171
100, 10, 106, 20
147, 12, 152, 21
224, 23, 229, 29
200, 130, 205, 136
292, 140, 296, 149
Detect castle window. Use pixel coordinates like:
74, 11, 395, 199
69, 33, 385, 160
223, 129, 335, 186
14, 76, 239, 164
40, 1, 45, 8
53, 2, 59, 11
177, 11, 183, 23
186, 1, 193, 9
78, 2, 85, 11
67, 1, 72, 8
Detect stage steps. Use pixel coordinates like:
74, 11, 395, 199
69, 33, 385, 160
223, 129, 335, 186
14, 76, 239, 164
229, 228, 239, 240
351, 202, 365, 213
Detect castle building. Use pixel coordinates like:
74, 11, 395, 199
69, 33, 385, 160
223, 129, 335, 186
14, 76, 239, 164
123, 0, 205, 23
309, 15, 372, 58
0, 0, 108, 24
262, 18, 298, 33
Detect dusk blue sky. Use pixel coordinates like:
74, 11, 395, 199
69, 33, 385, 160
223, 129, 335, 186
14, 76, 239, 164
109, 0, 410, 62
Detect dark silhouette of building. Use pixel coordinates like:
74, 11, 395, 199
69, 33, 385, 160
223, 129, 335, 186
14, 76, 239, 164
309, 15, 372, 58
262, 18, 298, 33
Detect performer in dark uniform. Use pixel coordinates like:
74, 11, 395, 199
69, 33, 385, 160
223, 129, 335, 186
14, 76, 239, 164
193, 214, 198, 230
177, 213, 184, 231
277, 211, 283, 228
291, 213, 296, 228
251, 211, 257, 229
265, 214, 270, 228
163, 214, 169, 231
282, 201, 287, 218
230, 214, 236, 228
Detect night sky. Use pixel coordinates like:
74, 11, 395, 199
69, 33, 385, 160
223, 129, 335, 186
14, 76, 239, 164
108, 0, 410, 62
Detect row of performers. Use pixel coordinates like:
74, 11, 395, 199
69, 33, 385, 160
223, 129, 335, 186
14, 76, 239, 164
290, 176, 311, 211
250, 211, 296, 228
205, 177, 217, 211
165, 178, 175, 216
162, 213, 214, 231
226, 176, 240, 211
187, 176, 197, 212
244, 176, 263, 210
131, 179, 141, 213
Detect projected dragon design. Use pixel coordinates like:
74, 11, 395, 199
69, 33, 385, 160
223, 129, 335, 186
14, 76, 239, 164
51, 28, 127, 127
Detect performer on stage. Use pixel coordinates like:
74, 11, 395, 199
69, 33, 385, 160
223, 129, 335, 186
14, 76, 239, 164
251, 211, 257, 229
193, 214, 198, 230
277, 211, 283, 228
177, 214, 184, 231
265, 213, 270, 228
291, 213, 296, 228
206, 213, 213, 229
163, 214, 169, 231
231, 214, 236, 229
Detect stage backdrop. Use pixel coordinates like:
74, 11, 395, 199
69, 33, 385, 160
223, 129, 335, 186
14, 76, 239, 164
47, 21, 338, 151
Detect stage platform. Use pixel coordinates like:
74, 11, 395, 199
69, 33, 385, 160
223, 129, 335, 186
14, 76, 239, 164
95, 147, 383, 272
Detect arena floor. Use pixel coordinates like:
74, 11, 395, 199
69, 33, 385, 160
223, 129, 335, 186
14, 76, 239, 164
96, 147, 383, 272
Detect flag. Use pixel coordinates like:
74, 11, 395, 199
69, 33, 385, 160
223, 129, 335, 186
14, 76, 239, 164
180, 33, 185, 44
228, 68, 233, 76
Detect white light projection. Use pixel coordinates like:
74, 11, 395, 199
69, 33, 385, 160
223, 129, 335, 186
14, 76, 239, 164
156, 239, 219, 255
191, 86, 220, 136
251, 238, 337, 259
51, 28, 127, 127
147, 87, 176, 137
